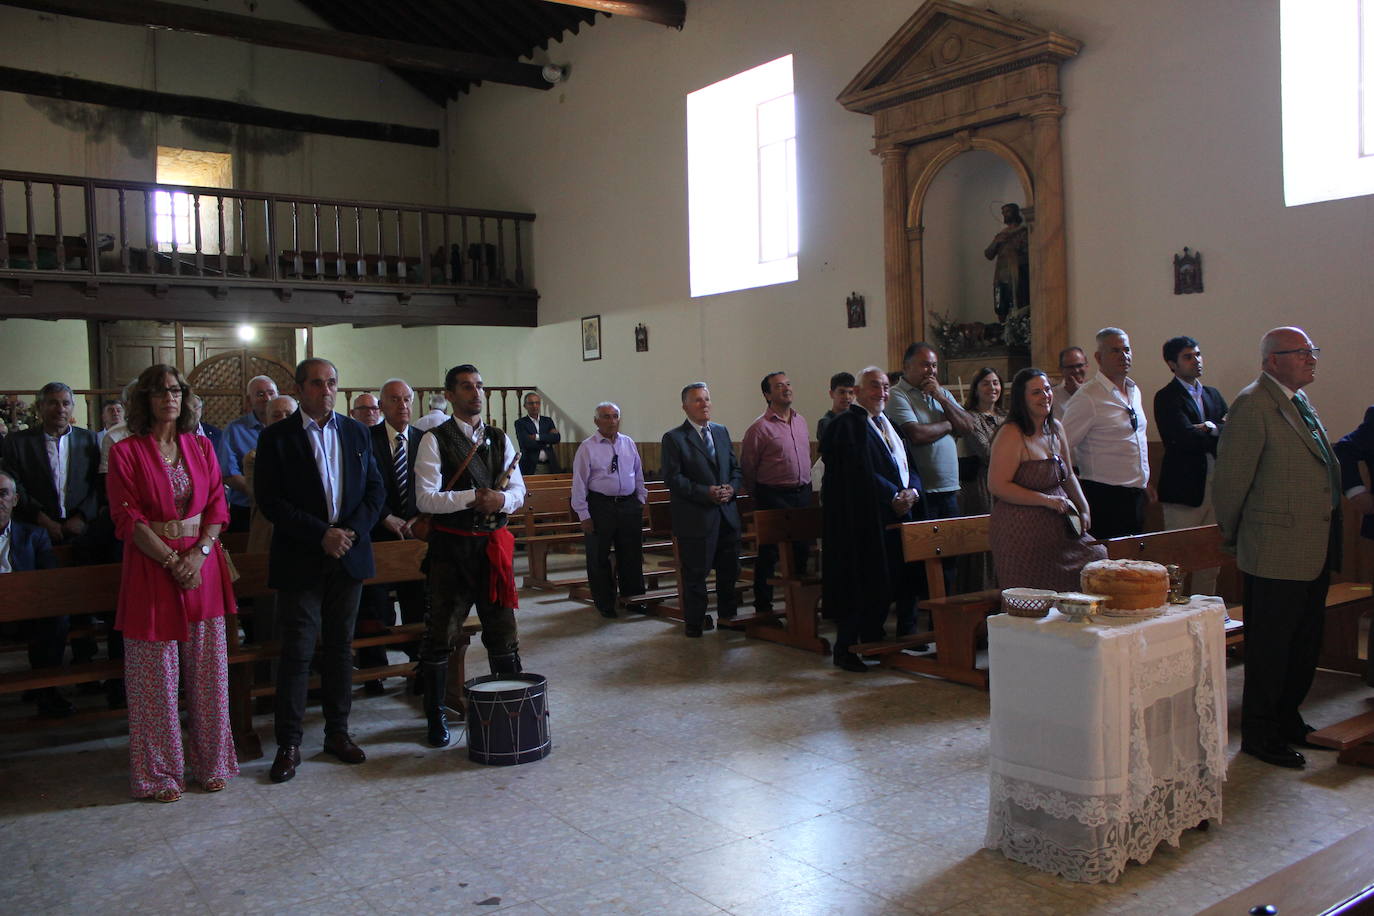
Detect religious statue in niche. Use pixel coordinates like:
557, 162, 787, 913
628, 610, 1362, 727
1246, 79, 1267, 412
984, 202, 1030, 322
1173, 247, 1203, 295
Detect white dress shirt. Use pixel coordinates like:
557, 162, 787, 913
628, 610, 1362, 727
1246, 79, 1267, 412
412, 409, 451, 432
1061, 373, 1150, 488
1050, 382, 1076, 422
44, 428, 71, 517
870, 412, 911, 489
0, 523, 11, 574
302, 411, 343, 524
415, 417, 526, 516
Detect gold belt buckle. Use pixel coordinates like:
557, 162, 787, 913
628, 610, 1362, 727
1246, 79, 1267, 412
164, 519, 182, 539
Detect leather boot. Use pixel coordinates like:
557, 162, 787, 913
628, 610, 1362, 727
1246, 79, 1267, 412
489, 651, 522, 676
422, 662, 450, 748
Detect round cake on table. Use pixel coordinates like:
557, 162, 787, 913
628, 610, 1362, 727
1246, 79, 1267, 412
1080, 559, 1169, 616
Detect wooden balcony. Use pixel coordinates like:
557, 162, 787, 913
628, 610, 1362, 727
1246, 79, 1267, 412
0, 169, 537, 327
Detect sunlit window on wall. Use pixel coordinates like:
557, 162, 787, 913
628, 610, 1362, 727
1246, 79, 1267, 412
688, 54, 799, 297
154, 147, 234, 253
1280, 0, 1374, 206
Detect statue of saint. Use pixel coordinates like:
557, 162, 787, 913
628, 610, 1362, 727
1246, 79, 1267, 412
983, 203, 1029, 322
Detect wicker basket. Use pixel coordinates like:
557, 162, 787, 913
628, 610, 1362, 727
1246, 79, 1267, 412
1001, 587, 1057, 618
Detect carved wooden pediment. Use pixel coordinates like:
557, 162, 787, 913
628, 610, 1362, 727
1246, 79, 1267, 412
838, 0, 1079, 116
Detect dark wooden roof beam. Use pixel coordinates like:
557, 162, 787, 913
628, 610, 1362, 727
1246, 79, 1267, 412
540, 0, 683, 28
2, 0, 552, 90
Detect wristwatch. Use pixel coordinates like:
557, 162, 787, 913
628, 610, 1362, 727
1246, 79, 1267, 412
198, 541, 212, 557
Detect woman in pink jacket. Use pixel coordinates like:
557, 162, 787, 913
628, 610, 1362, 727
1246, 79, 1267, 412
108, 364, 238, 802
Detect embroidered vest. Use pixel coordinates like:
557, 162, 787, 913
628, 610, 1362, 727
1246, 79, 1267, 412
431, 419, 509, 531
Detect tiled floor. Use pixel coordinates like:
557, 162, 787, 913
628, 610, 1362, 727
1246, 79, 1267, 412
3, 562, 1373, 915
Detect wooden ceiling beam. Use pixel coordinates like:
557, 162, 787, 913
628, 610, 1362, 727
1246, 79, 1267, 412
1, 0, 552, 90
539, 0, 684, 29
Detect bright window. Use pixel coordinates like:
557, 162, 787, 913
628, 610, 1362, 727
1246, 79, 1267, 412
154, 147, 233, 253
1280, 0, 1374, 206
687, 55, 798, 297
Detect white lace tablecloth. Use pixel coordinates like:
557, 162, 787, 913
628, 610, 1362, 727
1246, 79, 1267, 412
985, 596, 1227, 883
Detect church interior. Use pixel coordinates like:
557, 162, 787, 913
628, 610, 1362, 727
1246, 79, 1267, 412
3, 0, 1374, 912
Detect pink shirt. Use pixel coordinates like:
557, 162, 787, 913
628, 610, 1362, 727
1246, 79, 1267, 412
740, 408, 811, 493
108, 433, 234, 642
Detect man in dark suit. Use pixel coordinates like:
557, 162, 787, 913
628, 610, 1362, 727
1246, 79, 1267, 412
514, 392, 561, 475
255, 358, 384, 783
1, 382, 101, 546
821, 367, 921, 672
1214, 327, 1340, 768
0, 469, 73, 717
661, 382, 743, 637
355, 378, 427, 692
1154, 336, 1228, 591
1335, 405, 1374, 687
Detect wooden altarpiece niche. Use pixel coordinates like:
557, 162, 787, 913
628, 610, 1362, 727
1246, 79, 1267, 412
838, 0, 1081, 372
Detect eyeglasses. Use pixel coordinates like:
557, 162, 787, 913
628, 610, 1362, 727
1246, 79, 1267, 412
1271, 347, 1320, 360
151, 385, 187, 399
1126, 406, 1138, 431
610, 453, 619, 475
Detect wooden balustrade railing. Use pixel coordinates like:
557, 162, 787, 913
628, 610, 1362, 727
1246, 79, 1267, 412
0, 168, 534, 290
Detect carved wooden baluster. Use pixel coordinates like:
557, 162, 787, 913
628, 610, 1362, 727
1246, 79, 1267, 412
418, 209, 429, 286
477, 216, 487, 284
0, 181, 9, 270
265, 197, 279, 282
117, 188, 130, 272
514, 219, 525, 288
144, 189, 156, 274
193, 193, 205, 277
395, 208, 404, 283
169, 190, 182, 276
216, 195, 227, 278
236, 196, 247, 276
459, 214, 469, 284
53, 184, 66, 271
24, 180, 38, 268
333, 206, 344, 279
440, 212, 451, 284
375, 207, 385, 280
353, 206, 364, 279
82, 179, 98, 277
496, 218, 507, 286
312, 203, 322, 278
290, 201, 302, 277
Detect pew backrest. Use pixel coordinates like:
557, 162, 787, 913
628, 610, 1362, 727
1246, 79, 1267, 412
898, 514, 992, 600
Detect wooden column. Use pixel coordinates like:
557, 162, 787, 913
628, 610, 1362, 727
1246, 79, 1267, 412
1028, 104, 1068, 372
880, 145, 914, 370
174, 322, 185, 373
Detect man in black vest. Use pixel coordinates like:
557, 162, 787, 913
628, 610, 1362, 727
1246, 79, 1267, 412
414, 364, 526, 747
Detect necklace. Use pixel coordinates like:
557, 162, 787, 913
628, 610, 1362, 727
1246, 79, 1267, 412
156, 438, 179, 465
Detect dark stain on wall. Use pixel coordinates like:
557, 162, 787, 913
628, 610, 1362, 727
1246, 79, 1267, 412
25, 97, 153, 159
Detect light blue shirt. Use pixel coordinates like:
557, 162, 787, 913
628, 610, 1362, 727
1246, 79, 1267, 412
302, 411, 343, 524
217, 412, 265, 508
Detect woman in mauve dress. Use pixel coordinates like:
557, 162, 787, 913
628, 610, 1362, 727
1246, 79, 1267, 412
108, 364, 239, 802
987, 368, 1105, 592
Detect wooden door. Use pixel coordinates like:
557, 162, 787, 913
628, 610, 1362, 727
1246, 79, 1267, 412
94, 321, 296, 392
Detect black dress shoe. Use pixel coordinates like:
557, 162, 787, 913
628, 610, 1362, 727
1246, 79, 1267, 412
1241, 740, 1305, 768
269, 745, 301, 783
597, 606, 618, 619
624, 603, 648, 615
362, 679, 385, 696
322, 733, 367, 764
718, 608, 738, 620
701, 614, 715, 631
834, 654, 870, 673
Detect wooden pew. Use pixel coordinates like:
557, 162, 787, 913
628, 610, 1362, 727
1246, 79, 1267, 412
854, 515, 998, 688
1196, 824, 1374, 915
632, 500, 754, 622
732, 507, 829, 654
0, 540, 475, 762
1308, 698, 1374, 767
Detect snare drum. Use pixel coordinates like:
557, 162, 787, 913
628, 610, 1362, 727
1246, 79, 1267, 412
464, 673, 551, 766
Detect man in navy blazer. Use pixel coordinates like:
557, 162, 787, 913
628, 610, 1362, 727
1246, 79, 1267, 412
1154, 336, 1228, 528
355, 379, 427, 687
255, 358, 384, 782
1335, 405, 1374, 688
661, 382, 743, 637
514, 392, 561, 474
0, 469, 74, 717
0, 382, 101, 545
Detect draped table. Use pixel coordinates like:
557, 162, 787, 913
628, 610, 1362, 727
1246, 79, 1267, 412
985, 596, 1227, 883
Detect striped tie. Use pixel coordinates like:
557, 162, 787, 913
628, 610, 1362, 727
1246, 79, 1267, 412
394, 432, 409, 506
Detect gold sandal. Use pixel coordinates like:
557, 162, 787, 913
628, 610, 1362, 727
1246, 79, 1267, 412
153, 788, 181, 803
202, 777, 227, 793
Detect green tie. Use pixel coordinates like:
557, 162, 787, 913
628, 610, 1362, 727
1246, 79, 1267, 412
1292, 394, 1340, 507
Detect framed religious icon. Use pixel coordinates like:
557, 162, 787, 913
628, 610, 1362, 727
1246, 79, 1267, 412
634, 323, 649, 352
581, 314, 602, 361
1173, 247, 1203, 295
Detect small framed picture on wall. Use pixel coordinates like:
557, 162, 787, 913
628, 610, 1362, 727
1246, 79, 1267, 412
581, 315, 602, 361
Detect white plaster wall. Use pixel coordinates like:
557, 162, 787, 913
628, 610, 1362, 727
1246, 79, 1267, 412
447, 0, 1374, 440
0, 319, 92, 391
